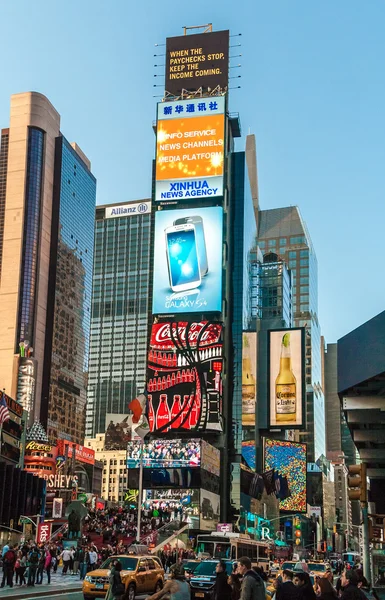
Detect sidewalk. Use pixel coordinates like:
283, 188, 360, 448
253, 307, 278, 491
0, 570, 83, 599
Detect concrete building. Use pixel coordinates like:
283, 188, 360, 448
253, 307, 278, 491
258, 206, 325, 463
85, 200, 151, 438
85, 434, 128, 503
0, 92, 96, 443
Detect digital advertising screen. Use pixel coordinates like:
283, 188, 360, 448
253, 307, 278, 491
201, 440, 220, 477
104, 414, 139, 450
264, 439, 307, 512
147, 321, 223, 433
152, 207, 223, 314
155, 97, 225, 202
268, 328, 305, 428
145, 488, 200, 529
126, 438, 201, 469
242, 332, 257, 427
165, 30, 229, 96
200, 489, 220, 531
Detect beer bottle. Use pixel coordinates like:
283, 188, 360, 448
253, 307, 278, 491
275, 332, 296, 422
242, 356, 256, 425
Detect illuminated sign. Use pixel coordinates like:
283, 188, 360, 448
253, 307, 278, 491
56, 440, 95, 465
43, 474, 78, 489
152, 207, 223, 314
155, 97, 225, 202
200, 489, 220, 531
201, 441, 220, 477
3, 393, 23, 417
268, 328, 305, 428
105, 201, 151, 219
264, 439, 307, 513
146, 321, 223, 433
127, 439, 200, 469
25, 441, 52, 453
242, 333, 257, 426
17, 357, 37, 415
52, 498, 63, 519
165, 30, 229, 96
37, 522, 52, 544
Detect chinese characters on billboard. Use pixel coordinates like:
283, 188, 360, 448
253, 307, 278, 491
152, 208, 223, 314
242, 332, 257, 426
146, 321, 223, 432
165, 30, 230, 96
264, 439, 307, 512
126, 439, 201, 469
269, 328, 304, 428
155, 97, 225, 202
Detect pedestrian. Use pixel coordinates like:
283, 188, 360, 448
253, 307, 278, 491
61, 547, 72, 575
294, 572, 317, 600
228, 572, 242, 600
237, 557, 265, 600
340, 570, 367, 600
88, 546, 98, 571
1, 544, 16, 588
146, 563, 190, 600
79, 546, 87, 580
277, 570, 300, 600
316, 578, 337, 600
214, 561, 232, 600
27, 546, 40, 586
36, 548, 46, 584
45, 549, 52, 584
69, 547, 75, 574
15, 551, 27, 586
107, 560, 125, 600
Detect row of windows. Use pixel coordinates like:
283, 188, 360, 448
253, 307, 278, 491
260, 236, 306, 248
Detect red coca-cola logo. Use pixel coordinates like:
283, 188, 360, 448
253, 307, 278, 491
151, 322, 222, 348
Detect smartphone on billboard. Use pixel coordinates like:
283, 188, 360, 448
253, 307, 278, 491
174, 216, 208, 277
165, 224, 201, 292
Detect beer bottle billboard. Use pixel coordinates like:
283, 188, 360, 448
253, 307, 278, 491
269, 328, 304, 427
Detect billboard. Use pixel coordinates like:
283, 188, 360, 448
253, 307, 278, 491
152, 207, 223, 315
242, 440, 256, 471
165, 30, 229, 96
268, 328, 305, 428
105, 201, 151, 219
126, 439, 201, 469
155, 97, 225, 203
201, 440, 220, 477
200, 489, 220, 531
145, 488, 200, 529
56, 440, 95, 466
264, 439, 307, 512
16, 356, 37, 416
147, 321, 223, 432
242, 333, 257, 426
37, 522, 52, 545
104, 414, 140, 450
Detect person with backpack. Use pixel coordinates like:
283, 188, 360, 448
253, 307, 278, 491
237, 557, 265, 600
36, 548, 46, 584
1, 544, 16, 588
27, 546, 40, 586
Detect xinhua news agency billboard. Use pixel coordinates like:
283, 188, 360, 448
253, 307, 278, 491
152, 206, 223, 314
165, 30, 229, 96
155, 96, 225, 202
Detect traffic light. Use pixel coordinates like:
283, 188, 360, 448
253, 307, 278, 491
348, 463, 367, 502
293, 516, 302, 546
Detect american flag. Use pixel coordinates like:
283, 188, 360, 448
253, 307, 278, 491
0, 394, 10, 425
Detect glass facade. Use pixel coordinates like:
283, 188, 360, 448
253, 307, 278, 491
258, 207, 325, 462
17, 127, 45, 346
259, 260, 292, 327
46, 137, 96, 444
85, 205, 151, 438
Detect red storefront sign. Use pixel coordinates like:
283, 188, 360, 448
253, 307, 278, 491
56, 440, 95, 465
37, 522, 52, 544
150, 322, 222, 349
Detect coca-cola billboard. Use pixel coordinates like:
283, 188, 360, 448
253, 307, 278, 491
146, 321, 223, 433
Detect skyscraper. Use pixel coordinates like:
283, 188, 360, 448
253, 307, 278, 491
0, 92, 96, 443
258, 206, 325, 462
85, 200, 151, 438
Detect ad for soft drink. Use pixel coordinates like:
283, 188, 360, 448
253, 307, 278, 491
146, 321, 223, 433
152, 206, 223, 315
269, 328, 304, 428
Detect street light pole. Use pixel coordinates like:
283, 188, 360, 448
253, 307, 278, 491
136, 439, 143, 543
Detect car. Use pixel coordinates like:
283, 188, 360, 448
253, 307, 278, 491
181, 559, 201, 580
189, 559, 237, 600
82, 555, 164, 600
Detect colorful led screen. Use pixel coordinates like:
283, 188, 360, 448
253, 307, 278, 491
264, 439, 307, 512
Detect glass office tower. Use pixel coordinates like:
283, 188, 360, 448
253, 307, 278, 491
85, 201, 151, 438
42, 137, 96, 444
258, 206, 325, 462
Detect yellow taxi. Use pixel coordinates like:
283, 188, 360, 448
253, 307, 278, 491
82, 555, 164, 600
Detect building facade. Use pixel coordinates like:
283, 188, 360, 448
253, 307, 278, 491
86, 434, 128, 503
85, 201, 151, 438
258, 206, 325, 462
0, 92, 96, 443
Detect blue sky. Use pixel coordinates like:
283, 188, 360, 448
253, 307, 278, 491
1, 0, 384, 343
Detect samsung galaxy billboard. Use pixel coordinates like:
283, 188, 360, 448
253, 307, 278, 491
152, 206, 223, 314
155, 96, 225, 203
